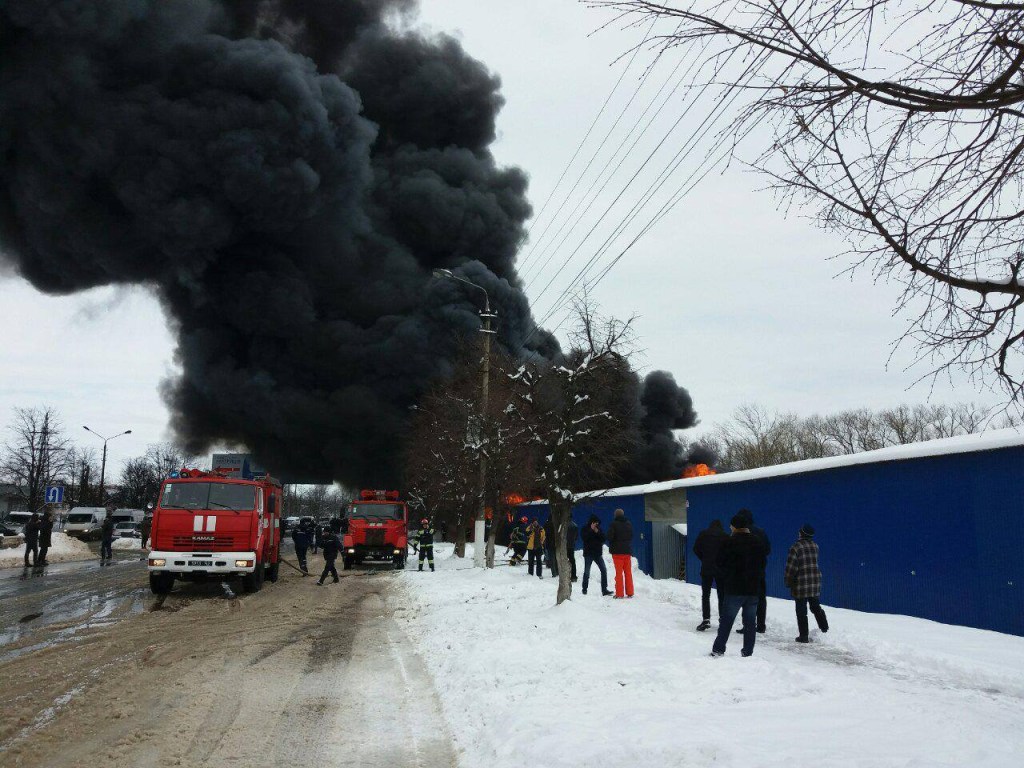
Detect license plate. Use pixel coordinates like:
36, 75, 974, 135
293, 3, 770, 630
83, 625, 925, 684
188, 560, 210, 567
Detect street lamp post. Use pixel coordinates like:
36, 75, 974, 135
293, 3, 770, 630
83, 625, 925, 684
82, 426, 132, 504
433, 269, 496, 568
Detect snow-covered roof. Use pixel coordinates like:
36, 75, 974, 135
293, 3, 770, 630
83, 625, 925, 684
524, 428, 1024, 504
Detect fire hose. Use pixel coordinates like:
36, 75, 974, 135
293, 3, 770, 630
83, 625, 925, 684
279, 557, 310, 576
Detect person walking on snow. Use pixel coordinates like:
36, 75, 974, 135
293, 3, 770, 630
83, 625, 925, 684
693, 519, 728, 631
507, 516, 528, 565
734, 509, 770, 634
543, 516, 558, 577
291, 521, 311, 573
785, 523, 830, 643
37, 511, 53, 566
23, 512, 40, 567
100, 504, 116, 564
316, 528, 342, 585
580, 515, 611, 596
526, 518, 545, 578
415, 518, 435, 572
606, 508, 634, 598
711, 513, 768, 658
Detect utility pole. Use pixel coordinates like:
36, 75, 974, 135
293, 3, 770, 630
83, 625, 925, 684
432, 268, 496, 568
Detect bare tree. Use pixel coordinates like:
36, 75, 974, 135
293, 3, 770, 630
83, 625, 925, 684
515, 299, 639, 604
1, 406, 73, 512
592, 0, 1024, 403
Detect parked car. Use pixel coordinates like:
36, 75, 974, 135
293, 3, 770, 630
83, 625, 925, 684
2, 510, 32, 535
114, 521, 142, 539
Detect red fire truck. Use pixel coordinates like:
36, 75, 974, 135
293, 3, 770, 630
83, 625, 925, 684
147, 468, 283, 595
342, 490, 409, 570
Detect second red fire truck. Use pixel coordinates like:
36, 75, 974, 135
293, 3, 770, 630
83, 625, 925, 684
342, 490, 409, 570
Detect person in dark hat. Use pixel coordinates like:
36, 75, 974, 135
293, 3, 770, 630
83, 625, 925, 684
580, 514, 611, 596
711, 513, 768, 657
23, 512, 40, 567
37, 510, 53, 566
785, 523, 829, 643
734, 508, 770, 633
693, 519, 728, 630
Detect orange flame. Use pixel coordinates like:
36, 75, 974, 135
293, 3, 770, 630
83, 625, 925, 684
682, 463, 717, 478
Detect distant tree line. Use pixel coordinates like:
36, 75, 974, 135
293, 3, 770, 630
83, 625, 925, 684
691, 403, 1019, 473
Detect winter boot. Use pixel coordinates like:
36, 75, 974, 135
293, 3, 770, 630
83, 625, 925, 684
332, 577, 339, 583
418, 565, 423, 571
697, 620, 711, 632
795, 636, 810, 643
316, 580, 324, 586
430, 565, 434, 572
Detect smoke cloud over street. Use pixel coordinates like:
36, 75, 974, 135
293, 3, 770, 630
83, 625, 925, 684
0, 0, 697, 485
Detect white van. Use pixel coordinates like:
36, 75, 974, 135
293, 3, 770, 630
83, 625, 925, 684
64, 507, 108, 536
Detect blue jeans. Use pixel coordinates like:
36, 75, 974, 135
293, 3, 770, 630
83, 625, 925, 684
582, 554, 608, 594
713, 594, 758, 656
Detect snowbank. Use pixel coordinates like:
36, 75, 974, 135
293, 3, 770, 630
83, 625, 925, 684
0, 532, 94, 569
112, 538, 146, 551
398, 544, 1024, 768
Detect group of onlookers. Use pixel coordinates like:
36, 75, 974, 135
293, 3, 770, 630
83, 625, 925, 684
507, 508, 637, 599
694, 509, 829, 657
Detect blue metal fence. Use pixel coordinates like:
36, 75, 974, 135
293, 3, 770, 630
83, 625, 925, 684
684, 445, 1024, 636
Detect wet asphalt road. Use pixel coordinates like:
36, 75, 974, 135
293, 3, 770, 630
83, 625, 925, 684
0, 552, 149, 658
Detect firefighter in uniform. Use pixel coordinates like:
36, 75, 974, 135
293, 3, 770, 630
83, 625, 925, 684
507, 516, 528, 566
291, 521, 311, 573
415, 518, 435, 572
317, 528, 342, 585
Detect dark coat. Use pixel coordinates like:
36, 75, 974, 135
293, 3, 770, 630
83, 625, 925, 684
320, 533, 342, 561
291, 527, 310, 549
38, 516, 53, 546
415, 525, 435, 547
101, 516, 115, 542
606, 516, 633, 556
580, 520, 604, 558
565, 520, 578, 554
543, 518, 556, 551
716, 532, 767, 596
23, 518, 40, 545
784, 536, 822, 598
750, 524, 771, 560
693, 525, 728, 578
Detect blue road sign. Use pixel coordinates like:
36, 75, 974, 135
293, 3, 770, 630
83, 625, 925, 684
45, 486, 64, 504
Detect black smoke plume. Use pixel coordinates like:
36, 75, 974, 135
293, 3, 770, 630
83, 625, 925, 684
0, 0, 694, 485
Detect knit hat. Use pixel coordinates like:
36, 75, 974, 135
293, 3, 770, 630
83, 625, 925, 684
800, 523, 815, 537
730, 513, 748, 529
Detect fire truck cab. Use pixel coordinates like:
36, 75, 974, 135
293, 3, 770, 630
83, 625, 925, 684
342, 490, 409, 570
147, 468, 283, 595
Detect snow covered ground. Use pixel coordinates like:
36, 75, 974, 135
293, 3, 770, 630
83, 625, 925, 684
398, 543, 1024, 768
0, 533, 94, 569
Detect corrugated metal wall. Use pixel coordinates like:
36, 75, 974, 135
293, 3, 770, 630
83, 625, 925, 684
684, 445, 1024, 636
528, 494, 654, 576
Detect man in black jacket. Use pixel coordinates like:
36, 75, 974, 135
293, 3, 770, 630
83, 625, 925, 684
543, 516, 558, 577
736, 509, 771, 633
23, 512, 40, 567
606, 508, 634, 599
711, 514, 768, 657
317, 529, 342, 584
37, 511, 53, 566
100, 505, 116, 564
580, 515, 611, 596
693, 519, 727, 631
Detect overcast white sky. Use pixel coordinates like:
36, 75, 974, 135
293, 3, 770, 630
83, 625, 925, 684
0, 0, 1000, 479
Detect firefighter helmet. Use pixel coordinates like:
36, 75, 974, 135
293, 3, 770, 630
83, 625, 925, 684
420, 518, 429, 527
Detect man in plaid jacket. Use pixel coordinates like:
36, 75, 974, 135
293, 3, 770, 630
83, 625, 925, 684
784, 523, 830, 643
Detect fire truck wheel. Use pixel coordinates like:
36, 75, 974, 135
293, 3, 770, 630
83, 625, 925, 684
342, 556, 353, 571
149, 573, 174, 595
267, 560, 280, 583
393, 554, 404, 570
241, 561, 265, 593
